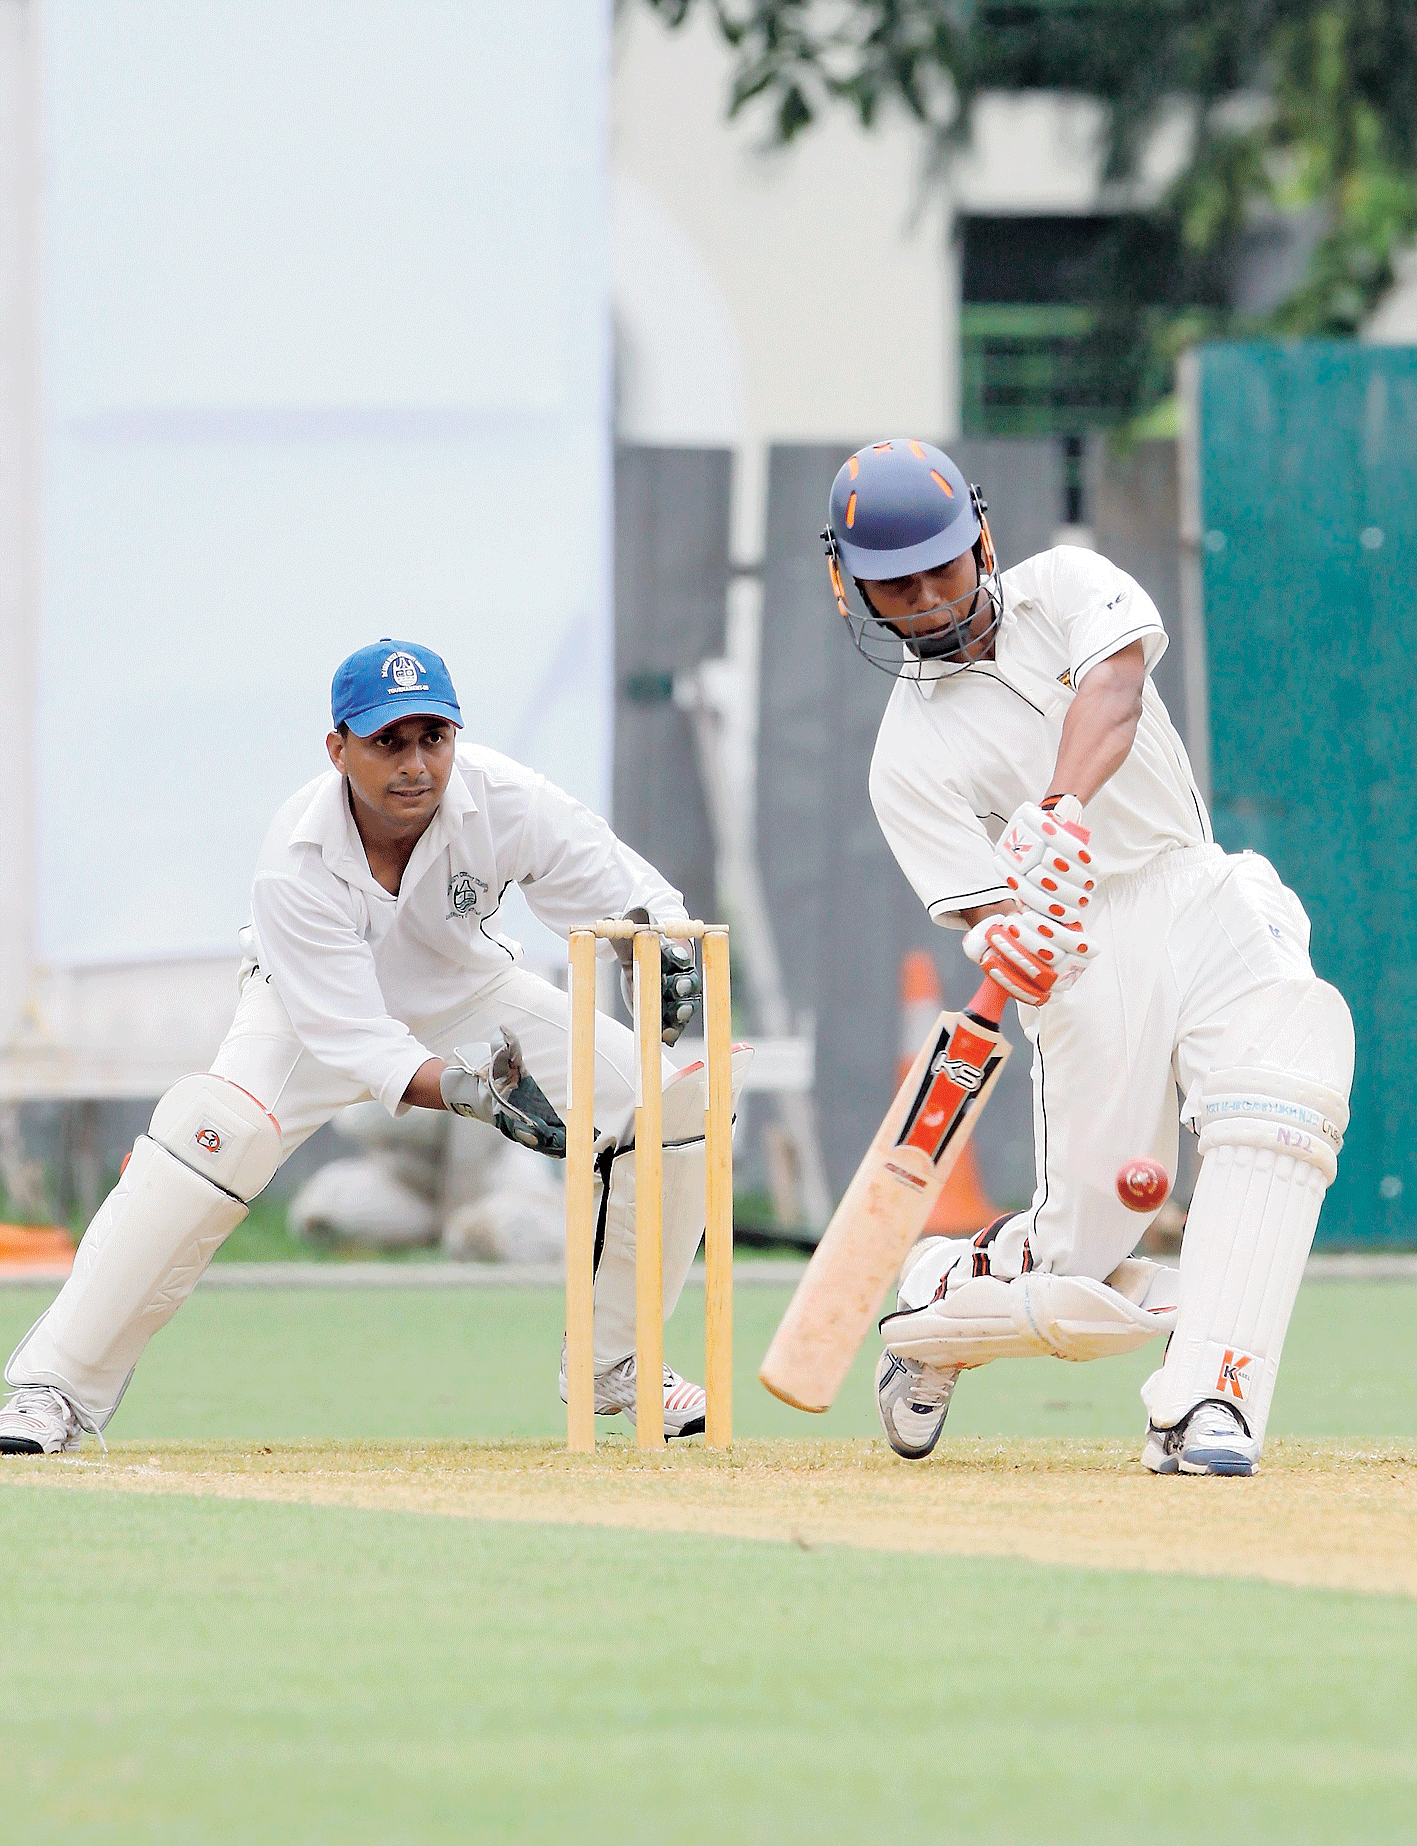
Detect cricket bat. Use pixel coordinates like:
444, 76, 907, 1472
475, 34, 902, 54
759, 975, 1011, 1413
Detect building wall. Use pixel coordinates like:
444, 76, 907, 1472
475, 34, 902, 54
611, 13, 1192, 454
612, 8, 953, 447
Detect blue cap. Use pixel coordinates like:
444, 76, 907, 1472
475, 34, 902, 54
331, 639, 463, 737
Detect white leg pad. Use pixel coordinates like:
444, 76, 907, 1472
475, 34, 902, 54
6, 1076, 281, 1426
896, 1236, 976, 1312
881, 1261, 1178, 1369
1140, 1146, 1328, 1445
591, 1048, 751, 1368
1144, 980, 1353, 1447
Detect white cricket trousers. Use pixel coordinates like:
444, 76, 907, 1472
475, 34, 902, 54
14, 963, 689, 1415
219, 963, 687, 1362
986, 842, 1320, 1281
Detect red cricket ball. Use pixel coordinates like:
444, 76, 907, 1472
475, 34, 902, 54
1115, 1157, 1171, 1213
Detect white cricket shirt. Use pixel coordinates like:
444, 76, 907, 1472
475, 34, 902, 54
869, 546, 1211, 926
243, 746, 685, 1112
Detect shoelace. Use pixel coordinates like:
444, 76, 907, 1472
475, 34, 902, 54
8, 1385, 107, 1453
905, 1367, 954, 1410
598, 1357, 694, 1389
596, 1357, 702, 1408
1188, 1404, 1245, 1443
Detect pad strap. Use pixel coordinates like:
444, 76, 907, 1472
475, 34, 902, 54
1197, 1065, 1347, 1183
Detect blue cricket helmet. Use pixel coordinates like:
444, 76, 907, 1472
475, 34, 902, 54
827, 440, 980, 580
823, 439, 1000, 676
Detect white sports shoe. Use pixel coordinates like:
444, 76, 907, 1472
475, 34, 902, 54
558, 1347, 707, 1439
0, 1385, 90, 1455
875, 1350, 959, 1460
1141, 1401, 1260, 1477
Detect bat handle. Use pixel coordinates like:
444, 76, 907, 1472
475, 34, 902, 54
964, 975, 1009, 1029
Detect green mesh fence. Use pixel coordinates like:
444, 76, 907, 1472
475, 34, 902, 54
1197, 341, 1417, 1246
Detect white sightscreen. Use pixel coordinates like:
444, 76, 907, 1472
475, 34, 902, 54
39, 0, 610, 965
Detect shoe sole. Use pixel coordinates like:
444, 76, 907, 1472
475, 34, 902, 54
618, 1409, 707, 1439
883, 1423, 947, 1460
1179, 1450, 1257, 1476
0, 1435, 46, 1454
879, 1397, 951, 1460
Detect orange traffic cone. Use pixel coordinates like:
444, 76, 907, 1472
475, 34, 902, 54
897, 949, 999, 1235
0, 1224, 75, 1276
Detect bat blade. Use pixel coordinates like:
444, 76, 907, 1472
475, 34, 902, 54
759, 978, 1010, 1413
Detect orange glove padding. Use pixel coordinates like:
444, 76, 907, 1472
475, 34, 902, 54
962, 905, 1094, 1007
995, 802, 1095, 931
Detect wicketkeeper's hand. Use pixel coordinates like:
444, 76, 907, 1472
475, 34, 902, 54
441, 1029, 567, 1157
612, 909, 703, 1046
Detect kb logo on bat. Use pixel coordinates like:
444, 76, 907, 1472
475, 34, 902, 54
930, 1052, 984, 1092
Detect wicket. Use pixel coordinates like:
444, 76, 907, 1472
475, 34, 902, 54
565, 919, 734, 1452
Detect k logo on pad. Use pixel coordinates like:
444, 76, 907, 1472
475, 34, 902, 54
1216, 1348, 1255, 1401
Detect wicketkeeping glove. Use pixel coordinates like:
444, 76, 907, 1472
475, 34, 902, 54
612, 910, 703, 1046
441, 1029, 567, 1157
657, 936, 701, 1044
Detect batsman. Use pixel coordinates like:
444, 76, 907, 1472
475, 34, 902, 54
826, 440, 1353, 1476
1, 640, 723, 1454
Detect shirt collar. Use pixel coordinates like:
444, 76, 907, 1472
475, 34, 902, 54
909, 601, 1017, 699
289, 764, 477, 891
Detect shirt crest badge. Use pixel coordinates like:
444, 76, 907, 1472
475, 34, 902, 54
446, 871, 487, 918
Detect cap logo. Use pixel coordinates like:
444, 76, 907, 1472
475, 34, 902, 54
382, 651, 428, 694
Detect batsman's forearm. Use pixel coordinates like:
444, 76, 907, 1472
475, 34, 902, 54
1046, 641, 1145, 806
960, 898, 1018, 930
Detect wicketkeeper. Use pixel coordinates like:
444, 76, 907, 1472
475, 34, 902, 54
1, 640, 726, 1453
825, 440, 1354, 1476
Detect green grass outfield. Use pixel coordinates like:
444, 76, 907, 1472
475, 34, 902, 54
2, 1278, 1414, 1843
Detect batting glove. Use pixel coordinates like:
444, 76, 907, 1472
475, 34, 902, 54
963, 907, 1093, 1008
994, 799, 1095, 930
